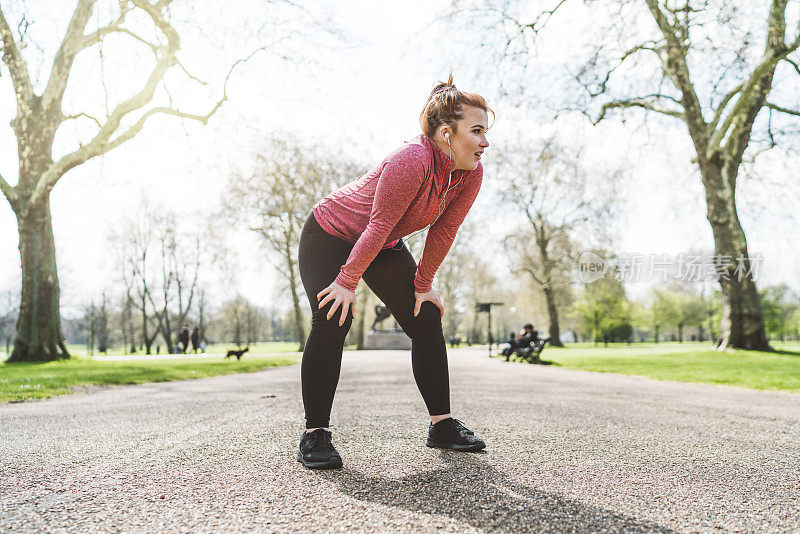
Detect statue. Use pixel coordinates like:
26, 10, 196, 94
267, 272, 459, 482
363, 302, 410, 349
371, 304, 393, 332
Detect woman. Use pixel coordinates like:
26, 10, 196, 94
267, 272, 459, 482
297, 74, 492, 469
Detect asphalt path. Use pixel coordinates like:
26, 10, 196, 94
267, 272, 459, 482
1, 347, 798, 533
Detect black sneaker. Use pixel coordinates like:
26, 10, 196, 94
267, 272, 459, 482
297, 429, 343, 469
426, 418, 486, 452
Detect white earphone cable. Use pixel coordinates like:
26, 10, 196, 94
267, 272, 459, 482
399, 134, 454, 247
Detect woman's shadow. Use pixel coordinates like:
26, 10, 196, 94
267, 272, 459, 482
316, 452, 674, 533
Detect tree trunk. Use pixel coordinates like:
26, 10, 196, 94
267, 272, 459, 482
88, 302, 95, 356
354, 288, 369, 350
141, 293, 152, 355
284, 240, 306, 351
699, 158, 770, 351
97, 294, 108, 353
8, 200, 69, 362
198, 289, 206, 342
121, 300, 129, 354
160, 306, 174, 353
542, 286, 563, 347
535, 227, 563, 347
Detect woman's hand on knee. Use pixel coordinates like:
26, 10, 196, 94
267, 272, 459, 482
317, 282, 356, 326
414, 287, 444, 317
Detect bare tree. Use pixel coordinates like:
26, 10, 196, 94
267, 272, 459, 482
494, 137, 619, 346
453, 0, 799, 350
149, 214, 201, 353
120, 293, 137, 354
215, 295, 266, 347
0, 0, 325, 361
110, 201, 206, 354
197, 288, 207, 343
224, 134, 361, 351
96, 291, 109, 353
83, 300, 97, 356
111, 203, 162, 354
0, 1, 253, 361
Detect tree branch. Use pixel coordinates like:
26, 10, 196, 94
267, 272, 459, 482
766, 102, 800, 116
0, 172, 17, 208
63, 111, 103, 128
41, 0, 101, 114
594, 98, 684, 124
709, 82, 743, 133
104, 104, 225, 151
643, 0, 705, 132
522, 0, 568, 34
89, 26, 159, 54
707, 0, 797, 157
176, 58, 208, 86
785, 57, 800, 76
22, 0, 268, 218
0, 5, 35, 107
584, 41, 662, 98
22, 0, 179, 217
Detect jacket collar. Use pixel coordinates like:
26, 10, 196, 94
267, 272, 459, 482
418, 134, 463, 192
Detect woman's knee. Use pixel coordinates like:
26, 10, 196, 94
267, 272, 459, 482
310, 305, 353, 337
403, 304, 443, 339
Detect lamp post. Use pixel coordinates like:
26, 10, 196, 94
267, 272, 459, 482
476, 302, 504, 357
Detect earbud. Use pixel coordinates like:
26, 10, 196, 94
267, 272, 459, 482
444, 132, 450, 139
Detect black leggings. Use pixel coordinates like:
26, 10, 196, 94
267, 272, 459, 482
298, 213, 450, 428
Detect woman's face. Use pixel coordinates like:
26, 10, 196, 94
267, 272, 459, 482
445, 106, 490, 171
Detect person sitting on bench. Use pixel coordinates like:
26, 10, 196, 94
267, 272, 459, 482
501, 331, 518, 357
518, 323, 539, 350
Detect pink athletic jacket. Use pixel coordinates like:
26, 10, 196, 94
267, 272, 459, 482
312, 134, 483, 293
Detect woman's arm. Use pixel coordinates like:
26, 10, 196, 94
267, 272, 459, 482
414, 164, 484, 293
318, 149, 426, 326
333, 149, 426, 292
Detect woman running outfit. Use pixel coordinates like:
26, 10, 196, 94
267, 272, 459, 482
298, 133, 483, 429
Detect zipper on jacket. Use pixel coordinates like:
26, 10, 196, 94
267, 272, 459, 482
423, 172, 463, 225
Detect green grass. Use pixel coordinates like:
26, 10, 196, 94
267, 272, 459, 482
538, 341, 800, 393
63, 341, 304, 357
0, 355, 299, 403
60, 341, 360, 357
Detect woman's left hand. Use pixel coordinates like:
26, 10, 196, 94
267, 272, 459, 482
413, 287, 444, 317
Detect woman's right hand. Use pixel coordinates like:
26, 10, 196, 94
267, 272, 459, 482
317, 281, 356, 326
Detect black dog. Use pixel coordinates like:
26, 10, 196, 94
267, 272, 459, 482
225, 347, 249, 360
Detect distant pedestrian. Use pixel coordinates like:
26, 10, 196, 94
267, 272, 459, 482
191, 327, 199, 353
178, 325, 190, 354
200, 340, 207, 353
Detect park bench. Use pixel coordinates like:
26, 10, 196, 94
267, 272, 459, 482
497, 337, 550, 364
516, 337, 550, 363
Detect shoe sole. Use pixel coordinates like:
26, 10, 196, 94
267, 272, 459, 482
296, 451, 343, 469
426, 438, 486, 452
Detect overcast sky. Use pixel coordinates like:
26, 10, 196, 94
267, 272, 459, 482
1, 0, 798, 319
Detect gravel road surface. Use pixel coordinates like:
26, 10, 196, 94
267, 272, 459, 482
2, 347, 798, 533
